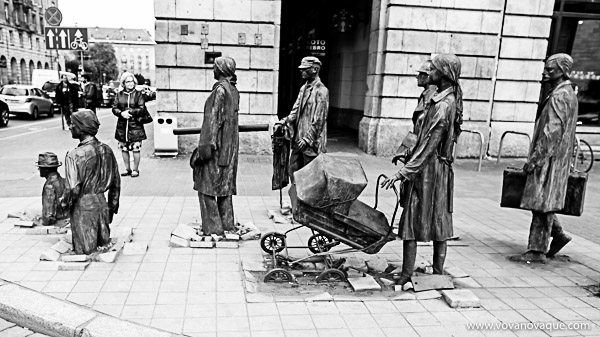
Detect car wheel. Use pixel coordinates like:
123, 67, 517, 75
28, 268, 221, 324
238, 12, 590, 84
0, 107, 8, 127
31, 106, 39, 120
48, 105, 55, 117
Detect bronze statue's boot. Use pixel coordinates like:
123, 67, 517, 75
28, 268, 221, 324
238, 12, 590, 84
547, 234, 572, 258
433, 241, 447, 275
509, 251, 546, 263
396, 240, 417, 286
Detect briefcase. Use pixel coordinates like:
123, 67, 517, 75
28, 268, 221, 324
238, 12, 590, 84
500, 168, 587, 216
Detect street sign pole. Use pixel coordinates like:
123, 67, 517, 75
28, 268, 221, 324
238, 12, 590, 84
80, 51, 84, 74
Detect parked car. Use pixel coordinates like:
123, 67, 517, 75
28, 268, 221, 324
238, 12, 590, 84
0, 85, 54, 119
41, 81, 60, 103
41, 80, 82, 105
0, 97, 9, 127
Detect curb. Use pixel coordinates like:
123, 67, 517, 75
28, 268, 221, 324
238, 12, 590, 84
0, 279, 190, 337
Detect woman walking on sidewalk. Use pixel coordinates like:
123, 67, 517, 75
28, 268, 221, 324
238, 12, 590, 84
381, 53, 463, 286
112, 72, 147, 178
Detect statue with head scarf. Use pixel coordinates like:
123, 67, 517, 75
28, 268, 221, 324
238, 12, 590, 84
381, 53, 463, 286
191, 56, 240, 235
510, 53, 578, 263
64, 109, 121, 254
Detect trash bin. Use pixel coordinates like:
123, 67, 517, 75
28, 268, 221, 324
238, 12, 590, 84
153, 114, 178, 156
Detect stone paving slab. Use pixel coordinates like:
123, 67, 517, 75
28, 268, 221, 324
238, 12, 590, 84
0, 281, 188, 337
2, 191, 600, 336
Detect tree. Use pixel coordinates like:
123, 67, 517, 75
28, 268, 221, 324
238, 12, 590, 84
73, 43, 118, 84
65, 59, 79, 74
134, 73, 145, 85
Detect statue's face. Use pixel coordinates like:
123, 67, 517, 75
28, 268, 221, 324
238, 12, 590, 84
70, 123, 81, 139
61, 76, 68, 83
416, 72, 429, 87
542, 60, 564, 83
428, 67, 443, 85
300, 66, 317, 80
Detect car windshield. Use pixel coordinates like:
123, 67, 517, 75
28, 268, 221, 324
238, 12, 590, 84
0, 87, 27, 96
42, 82, 58, 91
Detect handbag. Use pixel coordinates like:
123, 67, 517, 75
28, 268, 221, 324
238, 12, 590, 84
500, 168, 588, 216
137, 107, 153, 124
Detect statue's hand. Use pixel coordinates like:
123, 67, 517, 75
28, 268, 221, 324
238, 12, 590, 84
381, 173, 403, 190
297, 138, 307, 150
392, 154, 406, 166
523, 162, 536, 174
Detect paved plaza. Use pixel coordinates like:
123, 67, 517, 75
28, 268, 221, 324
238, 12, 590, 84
1, 111, 600, 336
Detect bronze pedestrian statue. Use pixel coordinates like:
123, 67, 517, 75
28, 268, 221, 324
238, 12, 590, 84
393, 60, 438, 165
64, 110, 121, 255
381, 53, 463, 286
279, 56, 329, 182
192, 56, 240, 235
35, 152, 69, 227
510, 54, 578, 263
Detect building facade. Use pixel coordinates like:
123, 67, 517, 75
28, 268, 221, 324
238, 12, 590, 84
155, 0, 590, 156
88, 27, 156, 84
0, 0, 61, 86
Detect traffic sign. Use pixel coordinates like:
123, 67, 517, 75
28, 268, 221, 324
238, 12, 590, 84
44, 7, 62, 26
44, 27, 89, 50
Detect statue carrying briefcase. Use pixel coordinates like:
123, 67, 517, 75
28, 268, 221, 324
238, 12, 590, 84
500, 168, 587, 216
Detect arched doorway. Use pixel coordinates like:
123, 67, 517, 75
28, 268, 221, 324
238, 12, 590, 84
28, 60, 34, 84
20, 59, 27, 84
44, 62, 49, 69
36, 61, 42, 69
0, 56, 7, 86
10, 58, 18, 84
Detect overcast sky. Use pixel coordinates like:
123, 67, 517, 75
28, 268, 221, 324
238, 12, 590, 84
58, 0, 155, 36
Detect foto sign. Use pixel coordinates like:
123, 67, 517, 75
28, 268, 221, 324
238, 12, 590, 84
44, 27, 89, 50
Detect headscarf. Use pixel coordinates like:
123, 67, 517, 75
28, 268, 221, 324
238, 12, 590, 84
214, 56, 237, 86
71, 109, 100, 136
431, 53, 463, 140
547, 53, 573, 79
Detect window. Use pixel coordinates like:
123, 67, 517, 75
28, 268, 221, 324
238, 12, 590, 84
18, 33, 23, 47
8, 31, 13, 45
137, 55, 142, 70
0, 28, 3, 43
28, 33, 32, 49
145, 55, 149, 70
35, 38, 39, 50
4, 4, 8, 23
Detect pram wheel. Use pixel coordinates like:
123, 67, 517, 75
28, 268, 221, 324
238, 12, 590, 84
308, 234, 333, 254
261, 232, 286, 254
316, 269, 347, 283
264, 268, 295, 283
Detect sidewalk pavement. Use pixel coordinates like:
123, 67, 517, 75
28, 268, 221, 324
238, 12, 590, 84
1, 140, 600, 336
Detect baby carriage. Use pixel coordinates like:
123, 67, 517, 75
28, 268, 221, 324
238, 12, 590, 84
260, 154, 400, 283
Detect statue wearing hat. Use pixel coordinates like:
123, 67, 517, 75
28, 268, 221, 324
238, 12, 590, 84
392, 60, 438, 166
510, 53, 578, 263
278, 56, 329, 182
35, 152, 69, 227
64, 109, 121, 255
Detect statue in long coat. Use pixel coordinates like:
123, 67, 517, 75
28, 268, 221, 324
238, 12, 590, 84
511, 53, 578, 263
64, 110, 121, 255
381, 54, 464, 286
192, 57, 240, 235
